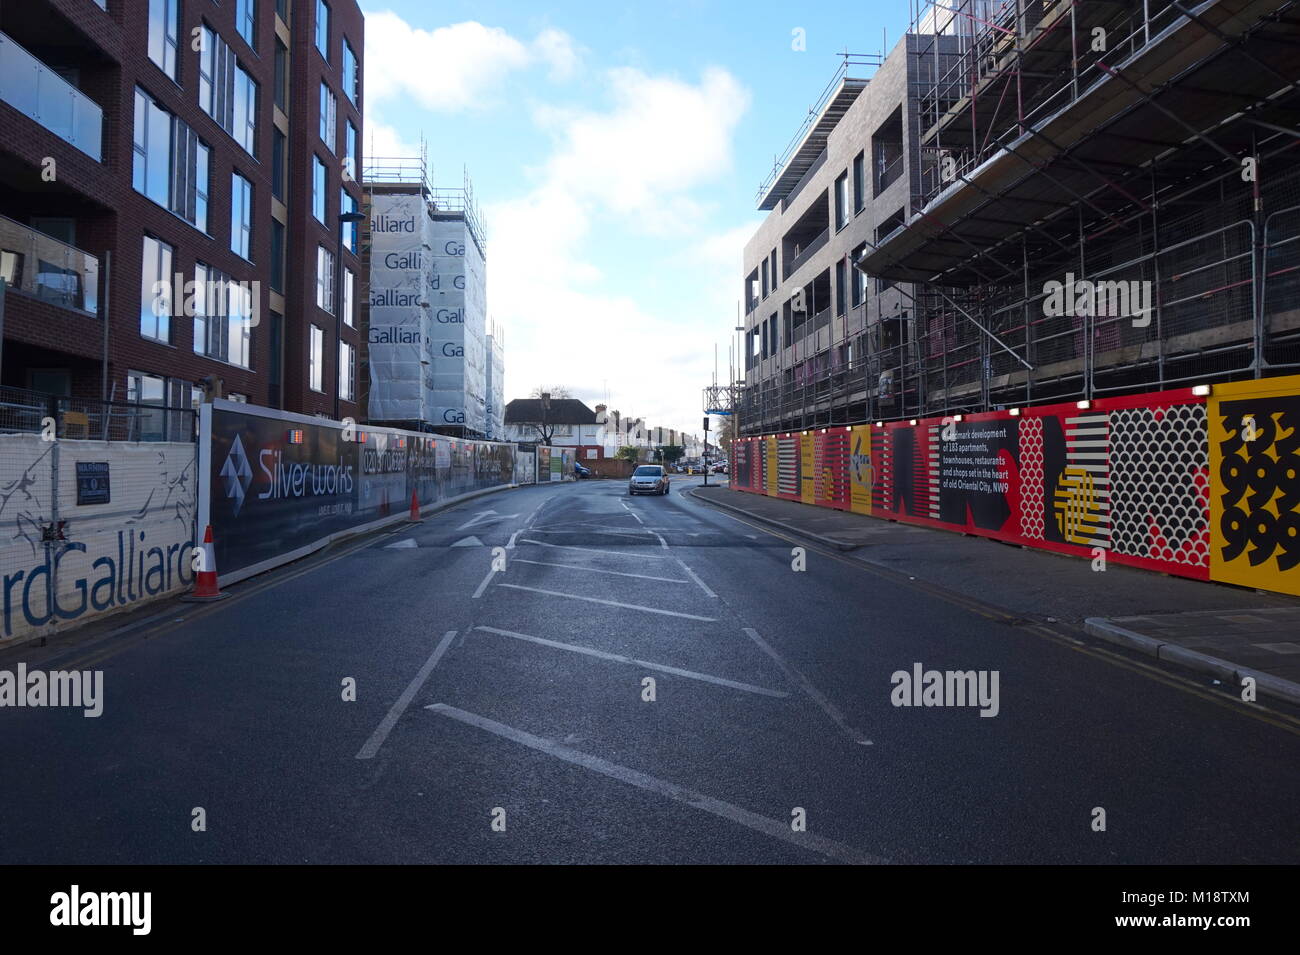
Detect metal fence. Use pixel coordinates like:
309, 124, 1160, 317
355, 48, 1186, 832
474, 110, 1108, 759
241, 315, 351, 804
0, 384, 196, 442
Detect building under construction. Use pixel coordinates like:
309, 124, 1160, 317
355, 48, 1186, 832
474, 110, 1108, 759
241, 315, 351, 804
736, 0, 1300, 434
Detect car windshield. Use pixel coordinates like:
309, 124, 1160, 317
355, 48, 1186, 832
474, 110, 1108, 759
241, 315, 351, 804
633, 466, 662, 476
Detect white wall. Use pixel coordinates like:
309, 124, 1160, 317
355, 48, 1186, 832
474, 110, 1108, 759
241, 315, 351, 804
0, 435, 197, 647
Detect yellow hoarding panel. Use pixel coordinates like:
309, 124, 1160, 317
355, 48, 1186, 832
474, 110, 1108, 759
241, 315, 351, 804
765, 437, 779, 497
1208, 374, 1300, 596
849, 425, 873, 515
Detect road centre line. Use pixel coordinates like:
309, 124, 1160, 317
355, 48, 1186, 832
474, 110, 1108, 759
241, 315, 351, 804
425, 703, 885, 865
356, 630, 458, 759
743, 628, 873, 747
510, 558, 689, 584
675, 559, 717, 598
473, 626, 788, 698
496, 584, 717, 621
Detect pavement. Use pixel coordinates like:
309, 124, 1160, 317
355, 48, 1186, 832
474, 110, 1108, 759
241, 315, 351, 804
0, 476, 1297, 864
692, 484, 1300, 705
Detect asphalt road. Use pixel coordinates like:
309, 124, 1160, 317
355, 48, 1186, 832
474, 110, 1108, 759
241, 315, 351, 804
1, 476, 1297, 864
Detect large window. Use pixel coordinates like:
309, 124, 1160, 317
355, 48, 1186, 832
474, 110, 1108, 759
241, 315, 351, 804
316, 245, 334, 314
312, 155, 327, 223
342, 267, 354, 327
274, 40, 288, 111
851, 243, 866, 308
341, 188, 357, 252
344, 120, 358, 183
193, 263, 252, 368
316, 0, 331, 59
140, 235, 173, 342
148, 0, 179, 80
200, 27, 258, 156
835, 259, 847, 316
309, 325, 324, 391
835, 171, 849, 231
320, 82, 336, 151
230, 172, 253, 260
342, 38, 359, 103
270, 219, 285, 293
133, 88, 210, 232
339, 340, 354, 401
853, 151, 866, 214
236, 0, 257, 51
272, 128, 286, 200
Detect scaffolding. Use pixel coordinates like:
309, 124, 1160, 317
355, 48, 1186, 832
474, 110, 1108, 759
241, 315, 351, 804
738, 0, 1300, 436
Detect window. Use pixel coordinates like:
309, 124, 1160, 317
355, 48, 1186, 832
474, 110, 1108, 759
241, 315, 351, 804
127, 371, 168, 441
344, 120, 358, 183
309, 325, 324, 391
851, 244, 866, 308
316, 245, 334, 314
341, 188, 357, 252
200, 27, 258, 156
853, 152, 866, 213
312, 155, 327, 223
140, 235, 173, 342
835, 171, 849, 231
342, 38, 358, 103
230, 172, 253, 260
193, 263, 252, 368
761, 258, 769, 299
316, 0, 331, 59
835, 259, 847, 316
236, 0, 256, 51
769, 249, 778, 291
274, 40, 288, 112
342, 267, 354, 326
272, 128, 286, 200
148, 0, 179, 80
339, 340, 354, 401
133, 88, 210, 232
320, 82, 336, 151
270, 219, 285, 293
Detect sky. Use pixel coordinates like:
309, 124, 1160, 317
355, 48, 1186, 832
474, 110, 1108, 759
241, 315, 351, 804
361, 0, 914, 438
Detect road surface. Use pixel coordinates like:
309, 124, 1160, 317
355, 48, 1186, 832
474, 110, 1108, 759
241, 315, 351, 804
1, 477, 1296, 864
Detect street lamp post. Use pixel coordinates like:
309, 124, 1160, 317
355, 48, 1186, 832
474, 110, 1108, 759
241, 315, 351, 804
335, 209, 367, 422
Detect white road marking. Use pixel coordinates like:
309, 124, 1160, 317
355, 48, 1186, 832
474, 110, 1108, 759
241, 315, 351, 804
506, 530, 520, 550
457, 510, 520, 531
743, 628, 873, 746
517, 539, 668, 560
511, 558, 688, 584
472, 564, 497, 599
474, 626, 787, 697
675, 559, 716, 598
356, 630, 458, 759
496, 584, 716, 621
619, 500, 645, 524
649, 530, 670, 550
425, 703, 883, 864
384, 538, 418, 550
527, 528, 651, 540
451, 536, 484, 548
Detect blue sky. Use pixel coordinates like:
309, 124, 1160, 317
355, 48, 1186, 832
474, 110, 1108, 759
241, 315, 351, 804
362, 1, 914, 437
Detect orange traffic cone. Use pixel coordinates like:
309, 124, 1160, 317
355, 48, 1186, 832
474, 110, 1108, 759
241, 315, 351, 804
407, 490, 423, 523
182, 525, 230, 601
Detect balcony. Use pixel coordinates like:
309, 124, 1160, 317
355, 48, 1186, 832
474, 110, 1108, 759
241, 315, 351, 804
0, 213, 99, 315
783, 227, 828, 281
0, 32, 102, 161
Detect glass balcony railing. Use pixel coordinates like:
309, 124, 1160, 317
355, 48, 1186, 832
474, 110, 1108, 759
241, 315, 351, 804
0, 213, 99, 315
0, 32, 102, 160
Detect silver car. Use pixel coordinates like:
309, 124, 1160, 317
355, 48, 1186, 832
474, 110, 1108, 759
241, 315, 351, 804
628, 464, 670, 495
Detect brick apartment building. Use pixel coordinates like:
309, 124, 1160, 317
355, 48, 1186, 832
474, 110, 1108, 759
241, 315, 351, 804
0, 0, 363, 437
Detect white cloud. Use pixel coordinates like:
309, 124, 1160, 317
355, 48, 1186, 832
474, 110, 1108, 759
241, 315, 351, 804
364, 12, 581, 112
487, 66, 753, 434
362, 119, 421, 160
